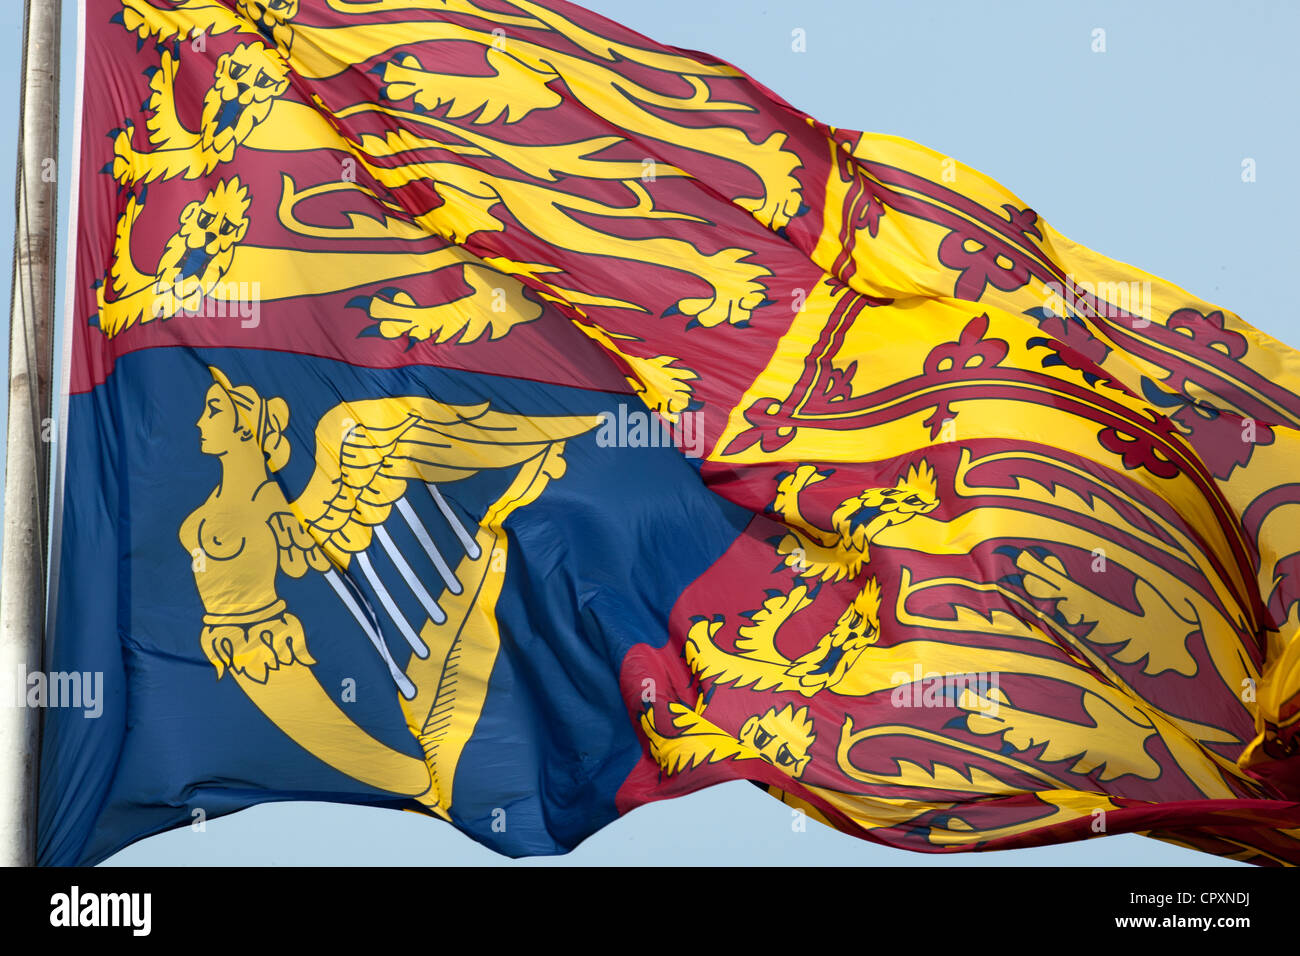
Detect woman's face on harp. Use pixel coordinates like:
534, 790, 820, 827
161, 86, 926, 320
197, 383, 251, 459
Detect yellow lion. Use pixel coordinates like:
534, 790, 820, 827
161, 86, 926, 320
112, 44, 293, 185
93, 175, 528, 341
641, 697, 817, 780
118, 0, 297, 54
773, 462, 940, 582
686, 579, 882, 698
96, 178, 251, 336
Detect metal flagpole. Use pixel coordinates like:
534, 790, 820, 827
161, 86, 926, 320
0, 0, 61, 867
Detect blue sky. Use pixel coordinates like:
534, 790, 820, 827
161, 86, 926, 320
5, 0, 1298, 865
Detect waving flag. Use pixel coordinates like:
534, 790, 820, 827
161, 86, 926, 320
40, 0, 1300, 866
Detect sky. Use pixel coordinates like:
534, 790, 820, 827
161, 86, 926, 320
3, 0, 1298, 865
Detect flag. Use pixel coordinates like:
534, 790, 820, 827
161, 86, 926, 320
38, 0, 1300, 866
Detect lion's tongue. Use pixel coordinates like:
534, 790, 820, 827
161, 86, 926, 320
178, 245, 212, 280
213, 97, 245, 135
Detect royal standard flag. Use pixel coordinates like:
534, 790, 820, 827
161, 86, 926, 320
39, 0, 1300, 866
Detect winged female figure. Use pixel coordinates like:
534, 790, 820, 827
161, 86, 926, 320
179, 365, 595, 697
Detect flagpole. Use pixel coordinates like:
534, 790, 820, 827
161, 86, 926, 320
0, 0, 60, 867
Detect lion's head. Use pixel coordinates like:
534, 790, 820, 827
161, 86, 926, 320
740, 704, 815, 779
832, 461, 939, 555
154, 178, 252, 298
200, 42, 291, 159
787, 578, 881, 693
